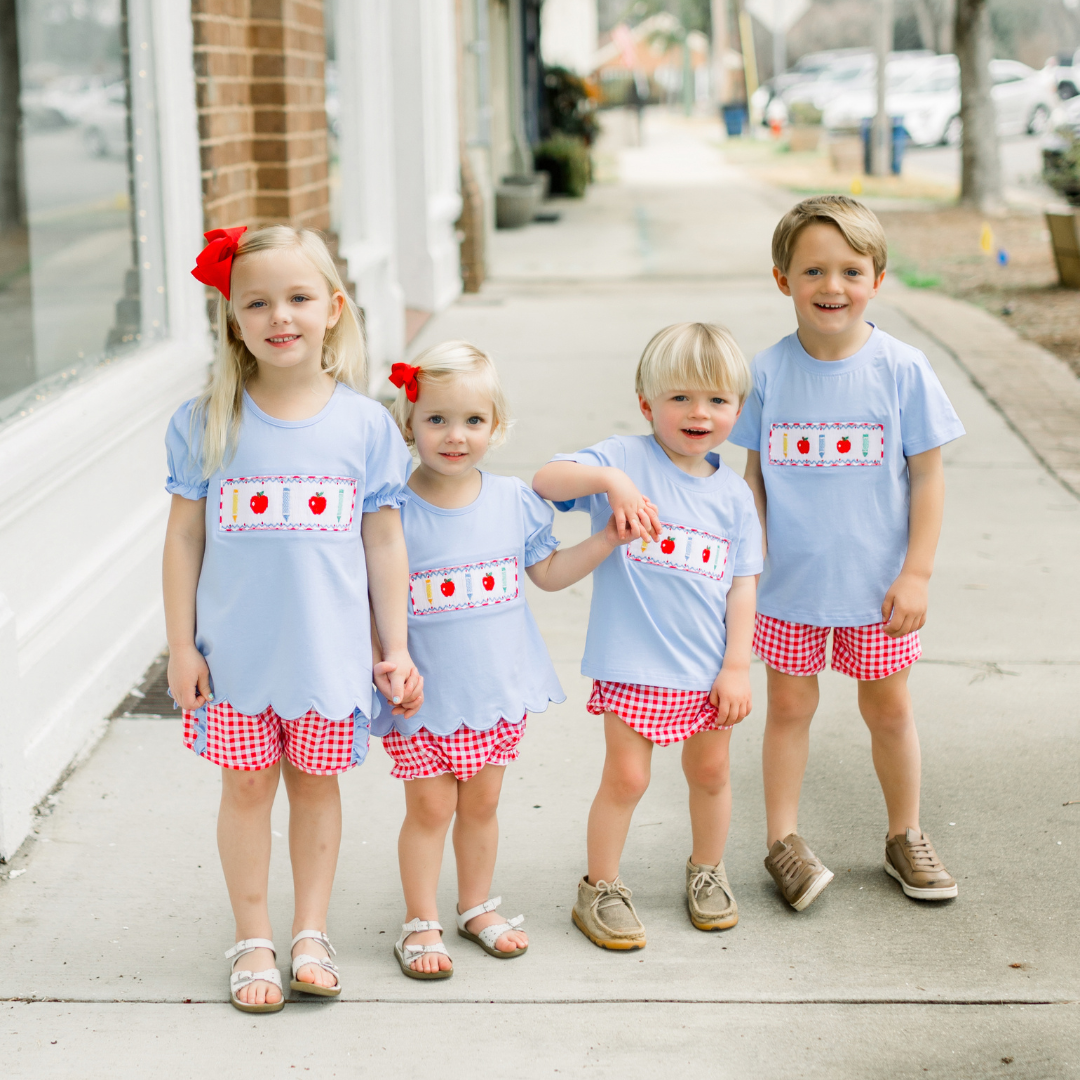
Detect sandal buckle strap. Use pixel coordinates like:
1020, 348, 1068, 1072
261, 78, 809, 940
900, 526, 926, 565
225, 938, 276, 962
456, 896, 503, 928
290, 929, 336, 956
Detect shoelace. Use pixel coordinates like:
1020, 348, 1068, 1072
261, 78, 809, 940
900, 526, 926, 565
905, 836, 944, 872
591, 878, 634, 917
688, 867, 727, 899
771, 844, 804, 886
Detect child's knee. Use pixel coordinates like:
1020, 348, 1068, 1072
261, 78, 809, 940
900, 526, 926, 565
221, 765, 278, 808
455, 785, 501, 824
406, 785, 457, 829
602, 760, 650, 803
684, 754, 730, 794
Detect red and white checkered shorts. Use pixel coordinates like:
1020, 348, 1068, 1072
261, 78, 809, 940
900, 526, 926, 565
753, 613, 921, 681
380, 717, 527, 782
587, 680, 728, 745
182, 701, 360, 774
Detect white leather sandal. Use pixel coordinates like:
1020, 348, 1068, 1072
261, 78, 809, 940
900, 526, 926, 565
289, 929, 341, 997
456, 896, 528, 959
225, 938, 285, 1013
394, 918, 453, 980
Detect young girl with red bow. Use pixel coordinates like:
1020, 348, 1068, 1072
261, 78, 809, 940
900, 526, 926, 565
164, 225, 421, 1011
378, 341, 632, 979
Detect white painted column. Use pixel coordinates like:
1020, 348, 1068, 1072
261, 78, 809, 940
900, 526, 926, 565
539, 0, 599, 75
334, 0, 406, 387
390, 0, 464, 314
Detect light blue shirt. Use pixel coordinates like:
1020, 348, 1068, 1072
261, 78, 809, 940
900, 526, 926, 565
729, 327, 965, 627
551, 435, 763, 692
165, 383, 411, 727
373, 473, 565, 736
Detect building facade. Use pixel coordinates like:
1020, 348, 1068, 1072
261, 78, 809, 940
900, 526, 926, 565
0, 0, 550, 861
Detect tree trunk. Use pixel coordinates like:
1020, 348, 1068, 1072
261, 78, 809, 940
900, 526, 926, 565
955, 0, 1001, 211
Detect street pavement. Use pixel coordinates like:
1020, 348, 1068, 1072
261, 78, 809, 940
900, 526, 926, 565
2, 109, 1079, 1079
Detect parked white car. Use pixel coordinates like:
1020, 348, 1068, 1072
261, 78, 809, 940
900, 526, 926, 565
822, 55, 1055, 146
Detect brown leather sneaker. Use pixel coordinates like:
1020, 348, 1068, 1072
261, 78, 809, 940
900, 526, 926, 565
884, 828, 958, 900
572, 876, 646, 950
764, 833, 834, 911
686, 857, 738, 930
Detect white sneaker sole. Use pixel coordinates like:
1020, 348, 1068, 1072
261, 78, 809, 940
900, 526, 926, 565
884, 860, 958, 900
791, 867, 834, 911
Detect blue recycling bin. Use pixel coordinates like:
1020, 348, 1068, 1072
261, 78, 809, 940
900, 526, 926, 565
860, 117, 909, 175
722, 104, 748, 137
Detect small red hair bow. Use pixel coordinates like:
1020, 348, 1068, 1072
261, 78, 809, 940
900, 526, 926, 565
389, 362, 422, 402
191, 226, 248, 300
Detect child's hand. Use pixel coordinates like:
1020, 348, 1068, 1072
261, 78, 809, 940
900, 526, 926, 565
881, 571, 929, 638
167, 643, 212, 711
710, 666, 752, 726
600, 512, 638, 549
607, 474, 660, 542
374, 650, 424, 717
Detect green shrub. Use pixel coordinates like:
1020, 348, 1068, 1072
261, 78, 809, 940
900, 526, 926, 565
533, 134, 592, 198
788, 100, 823, 126
541, 66, 600, 145
1043, 128, 1080, 206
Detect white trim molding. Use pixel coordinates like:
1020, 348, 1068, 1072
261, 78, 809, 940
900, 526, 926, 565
0, 0, 209, 860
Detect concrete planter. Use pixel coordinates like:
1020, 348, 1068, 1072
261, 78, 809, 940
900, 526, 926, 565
828, 136, 864, 175
789, 124, 822, 153
495, 174, 546, 229
1046, 211, 1080, 289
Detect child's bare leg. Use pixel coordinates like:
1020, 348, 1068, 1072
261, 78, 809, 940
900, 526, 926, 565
858, 668, 921, 837
454, 764, 528, 952
586, 713, 653, 883
398, 774, 457, 973
762, 668, 819, 846
280, 759, 342, 987
681, 728, 734, 866
218, 763, 281, 1006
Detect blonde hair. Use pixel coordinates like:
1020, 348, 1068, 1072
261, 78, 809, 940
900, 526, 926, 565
635, 322, 752, 406
388, 340, 512, 449
193, 225, 366, 478
771, 195, 888, 276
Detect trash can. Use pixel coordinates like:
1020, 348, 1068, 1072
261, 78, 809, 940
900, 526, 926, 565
722, 104, 748, 137
860, 117, 909, 175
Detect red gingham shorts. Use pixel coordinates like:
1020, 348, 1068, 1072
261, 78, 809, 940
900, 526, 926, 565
753, 613, 921, 681
380, 717, 527, 782
182, 701, 359, 774
587, 680, 728, 745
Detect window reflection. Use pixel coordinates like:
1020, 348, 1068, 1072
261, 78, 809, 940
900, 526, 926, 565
0, 0, 166, 425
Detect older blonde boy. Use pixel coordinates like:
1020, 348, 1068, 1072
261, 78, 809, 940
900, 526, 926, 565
730, 195, 964, 909
534, 323, 762, 949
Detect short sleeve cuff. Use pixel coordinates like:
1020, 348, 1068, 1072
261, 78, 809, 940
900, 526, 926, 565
733, 558, 764, 577
524, 532, 560, 566
362, 486, 408, 514
165, 477, 209, 500
902, 423, 966, 458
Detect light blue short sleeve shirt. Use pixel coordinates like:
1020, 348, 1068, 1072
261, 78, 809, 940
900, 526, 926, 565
165, 384, 412, 722
373, 473, 565, 736
551, 434, 763, 692
728, 327, 966, 627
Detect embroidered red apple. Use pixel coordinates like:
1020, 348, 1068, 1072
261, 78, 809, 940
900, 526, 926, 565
308, 491, 327, 515
797, 436, 810, 455
837, 436, 851, 454
482, 573, 495, 591
440, 579, 455, 597
249, 491, 268, 515
702, 546, 711, 564
660, 537, 675, 554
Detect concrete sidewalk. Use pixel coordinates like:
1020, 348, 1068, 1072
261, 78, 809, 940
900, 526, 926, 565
3, 109, 1079, 1079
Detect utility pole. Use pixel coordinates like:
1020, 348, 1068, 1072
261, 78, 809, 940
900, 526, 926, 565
955, 0, 1002, 209
871, 0, 893, 175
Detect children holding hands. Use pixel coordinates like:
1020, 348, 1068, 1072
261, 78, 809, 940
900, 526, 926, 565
168, 194, 962, 1009
534, 322, 762, 948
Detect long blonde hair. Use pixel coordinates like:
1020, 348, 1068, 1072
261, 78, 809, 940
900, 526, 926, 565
193, 225, 366, 477
388, 340, 513, 450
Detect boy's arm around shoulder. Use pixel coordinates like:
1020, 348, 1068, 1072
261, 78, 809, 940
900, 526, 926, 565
532, 458, 660, 542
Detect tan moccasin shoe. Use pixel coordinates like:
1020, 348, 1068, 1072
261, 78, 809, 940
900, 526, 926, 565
686, 857, 738, 931
884, 828, 958, 900
572, 876, 646, 950
764, 833, 834, 911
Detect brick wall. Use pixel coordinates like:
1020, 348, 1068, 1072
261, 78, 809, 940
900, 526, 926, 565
192, 0, 329, 232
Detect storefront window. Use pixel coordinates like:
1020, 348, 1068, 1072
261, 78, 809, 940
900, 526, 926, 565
0, 0, 166, 426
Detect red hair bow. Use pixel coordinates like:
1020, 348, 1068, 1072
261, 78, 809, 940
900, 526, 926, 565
191, 226, 248, 300
389, 362, 422, 402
